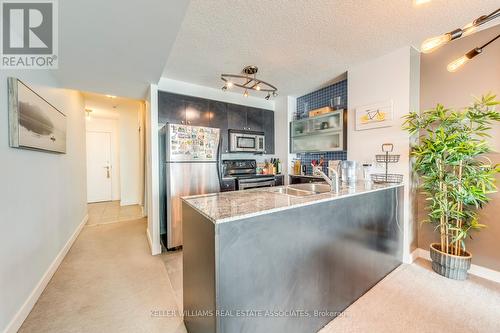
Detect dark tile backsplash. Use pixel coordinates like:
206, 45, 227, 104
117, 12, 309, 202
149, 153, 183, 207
296, 80, 347, 120
296, 151, 347, 175
295, 79, 348, 174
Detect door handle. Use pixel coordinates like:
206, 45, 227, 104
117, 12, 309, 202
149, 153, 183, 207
104, 166, 110, 178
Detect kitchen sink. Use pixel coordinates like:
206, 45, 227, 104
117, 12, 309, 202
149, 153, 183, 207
268, 183, 333, 197
268, 187, 316, 197
288, 183, 332, 194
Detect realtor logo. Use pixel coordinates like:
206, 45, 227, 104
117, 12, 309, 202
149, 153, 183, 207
1, 0, 58, 69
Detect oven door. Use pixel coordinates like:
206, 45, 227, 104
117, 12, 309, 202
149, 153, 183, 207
238, 178, 276, 190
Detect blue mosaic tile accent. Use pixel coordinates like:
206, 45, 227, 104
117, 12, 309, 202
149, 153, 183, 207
295, 79, 348, 175
296, 80, 347, 120
296, 151, 347, 175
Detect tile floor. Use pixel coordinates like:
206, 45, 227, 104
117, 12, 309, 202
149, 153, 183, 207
87, 200, 143, 225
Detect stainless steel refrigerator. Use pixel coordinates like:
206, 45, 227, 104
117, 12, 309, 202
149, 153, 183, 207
159, 123, 221, 250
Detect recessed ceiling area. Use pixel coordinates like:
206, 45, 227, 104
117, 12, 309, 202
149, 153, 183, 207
83, 92, 143, 119
162, 0, 500, 96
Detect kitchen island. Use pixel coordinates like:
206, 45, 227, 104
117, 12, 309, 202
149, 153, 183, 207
181, 182, 404, 333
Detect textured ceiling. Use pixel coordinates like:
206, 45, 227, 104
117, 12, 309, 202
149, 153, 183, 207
52, 0, 190, 99
163, 0, 500, 96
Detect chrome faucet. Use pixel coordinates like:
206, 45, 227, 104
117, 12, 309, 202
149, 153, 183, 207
312, 165, 340, 193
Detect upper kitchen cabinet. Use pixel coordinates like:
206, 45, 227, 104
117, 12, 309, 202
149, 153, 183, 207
227, 103, 248, 131
158, 91, 185, 124
246, 107, 264, 132
184, 96, 210, 127
208, 101, 229, 153
158, 91, 275, 154
262, 110, 275, 154
227, 105, 265, 132
158, 91, 210, 126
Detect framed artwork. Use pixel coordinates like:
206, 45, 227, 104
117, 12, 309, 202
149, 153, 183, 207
355, 100, 393, 131
8, 77, 66, 154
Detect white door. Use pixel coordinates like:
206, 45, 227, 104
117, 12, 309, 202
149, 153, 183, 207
86, 131, 113, 203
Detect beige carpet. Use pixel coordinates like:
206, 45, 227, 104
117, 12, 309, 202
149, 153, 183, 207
18, 219, 500, 333
19, 219, 186, 333
320, 259, 500, 333
87, 201, 143, 226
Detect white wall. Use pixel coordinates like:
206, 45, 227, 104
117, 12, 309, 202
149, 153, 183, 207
119, 109, 142, 206
86, 117, 121, 201
145, 84, 161, 255
274, 95, 297, 181
347, 46, 420, 262
0, 73, 87, 333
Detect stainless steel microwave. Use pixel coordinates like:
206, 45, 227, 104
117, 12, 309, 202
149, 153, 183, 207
229, 130, 265, 153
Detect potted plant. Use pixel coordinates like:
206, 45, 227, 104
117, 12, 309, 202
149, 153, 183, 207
403, 94, 500, 280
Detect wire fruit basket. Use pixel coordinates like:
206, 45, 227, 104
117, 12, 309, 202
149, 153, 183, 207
371, 143, 404, 184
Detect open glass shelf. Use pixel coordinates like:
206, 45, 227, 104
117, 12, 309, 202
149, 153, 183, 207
290, 110, 345, 153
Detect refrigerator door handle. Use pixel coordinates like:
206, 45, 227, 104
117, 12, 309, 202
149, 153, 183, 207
216, 133, 223, 190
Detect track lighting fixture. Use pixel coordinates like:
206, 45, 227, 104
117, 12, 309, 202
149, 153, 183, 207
421, 8, 499, 54
220, 65, 278, 99
447, 34, 499, 72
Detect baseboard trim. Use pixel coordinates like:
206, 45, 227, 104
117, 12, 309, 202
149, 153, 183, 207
3, 214, 89, 333
145, 227, 161, 256
412, 248, 500, 283
146, 228, 153, 252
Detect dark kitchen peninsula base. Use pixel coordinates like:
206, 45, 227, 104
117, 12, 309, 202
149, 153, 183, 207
182, 186, 404, 333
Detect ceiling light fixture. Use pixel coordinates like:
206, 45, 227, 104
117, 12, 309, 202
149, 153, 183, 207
220, 65, 278, 99
447, 34, 499, 72
421, 8, 500, 54
106, 94, 117, 99
414, 0, 431, 5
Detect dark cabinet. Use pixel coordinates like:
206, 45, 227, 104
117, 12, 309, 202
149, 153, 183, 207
246, 107, 263, 132
209, 101, 228, 153
227, 105, 267, 132
274, 175, 284, 186
220, 178, 236, 192
158, 90, 275, 154
158, 91, 185, 124
227, 104, 248, 131
184, 96, 210, 127
158, 92, 210, 126
262, 110, 275, 154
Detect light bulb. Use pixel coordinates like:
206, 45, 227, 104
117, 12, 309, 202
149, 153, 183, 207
226, 81, 233, 88
255, 85, 261, 91
421, 33, 451, 53
243, 90, 249, 97
447, 55, 468, 72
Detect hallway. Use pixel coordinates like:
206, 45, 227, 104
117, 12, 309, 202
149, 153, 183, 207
19, 219, 186, 333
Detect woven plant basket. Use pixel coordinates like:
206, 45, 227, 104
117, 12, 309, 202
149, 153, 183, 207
429, 243, 472, 280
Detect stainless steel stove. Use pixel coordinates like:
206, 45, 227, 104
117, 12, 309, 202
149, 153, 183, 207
222, 160, 276, 190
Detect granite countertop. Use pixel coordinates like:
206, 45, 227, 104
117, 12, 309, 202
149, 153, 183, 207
182, 181, 403, 224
